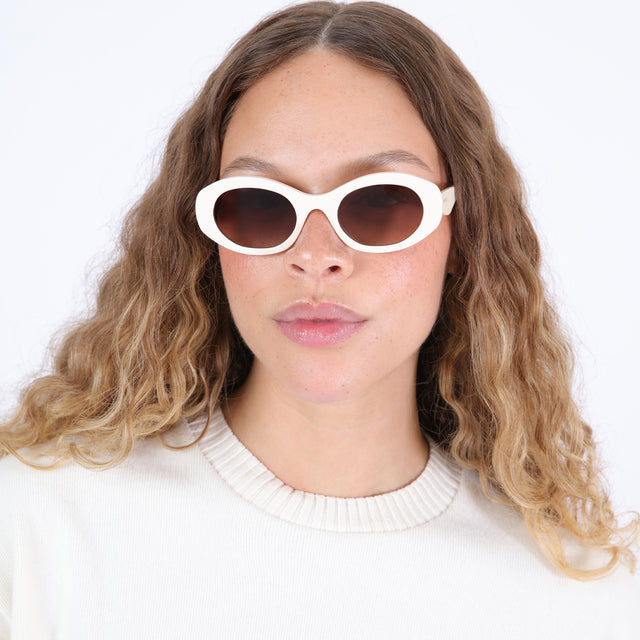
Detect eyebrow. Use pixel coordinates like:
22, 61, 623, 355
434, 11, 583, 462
219, 150, 433, 179
220, 157, 279, 178
346, 150, 433, 174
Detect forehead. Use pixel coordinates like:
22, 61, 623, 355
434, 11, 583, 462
220, 48, 445, 189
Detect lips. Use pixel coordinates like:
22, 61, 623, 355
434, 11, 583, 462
274, 302, 364, 323
273, 302, 366, 347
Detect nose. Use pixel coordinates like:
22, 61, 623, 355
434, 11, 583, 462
284, 210, 354, 280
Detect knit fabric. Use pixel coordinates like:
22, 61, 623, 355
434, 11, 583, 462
1, 408, 638, 639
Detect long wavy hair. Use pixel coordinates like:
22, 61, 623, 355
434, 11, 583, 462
1, 1, 637, 580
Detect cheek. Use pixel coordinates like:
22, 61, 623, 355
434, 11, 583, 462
219, 249, 261, 307
219, 249, 283, 346
384, 223, 452, 298
377, 228, 452, 333
219, 250, 261, 339
381, 257, 446, 319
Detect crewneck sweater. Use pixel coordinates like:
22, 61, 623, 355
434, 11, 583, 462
0, 409, 638, 639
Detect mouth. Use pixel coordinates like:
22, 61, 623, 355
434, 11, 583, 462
273, 302, 366, 347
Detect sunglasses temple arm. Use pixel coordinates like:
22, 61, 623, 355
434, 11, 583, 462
441, 186, 456, 216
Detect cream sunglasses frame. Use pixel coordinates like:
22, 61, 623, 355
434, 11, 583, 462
195, 171, 455, 255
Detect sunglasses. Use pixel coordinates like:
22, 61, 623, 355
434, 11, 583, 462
195, 172, 455, 255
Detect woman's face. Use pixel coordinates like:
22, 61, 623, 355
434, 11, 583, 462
218, 48, 455, 405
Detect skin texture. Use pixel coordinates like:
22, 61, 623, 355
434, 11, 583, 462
219, 48, 456, 498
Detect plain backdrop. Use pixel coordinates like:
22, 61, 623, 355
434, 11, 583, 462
1, 0, 638, 527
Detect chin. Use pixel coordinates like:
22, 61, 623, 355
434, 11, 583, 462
277, 368, 363, 406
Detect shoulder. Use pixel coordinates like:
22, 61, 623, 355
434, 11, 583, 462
0, 419, 206, 524
446, 467, 640, 628
0, 419, 217, 589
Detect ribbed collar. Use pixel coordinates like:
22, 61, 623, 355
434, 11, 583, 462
190, 408, 461, 533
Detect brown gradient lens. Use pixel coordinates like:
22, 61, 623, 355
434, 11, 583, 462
214, 188, 296, 248
337, 184, 423, 246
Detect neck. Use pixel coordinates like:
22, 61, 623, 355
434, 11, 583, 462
223, 362, 429, 498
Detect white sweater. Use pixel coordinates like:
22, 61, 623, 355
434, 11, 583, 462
0, 409, 638, 639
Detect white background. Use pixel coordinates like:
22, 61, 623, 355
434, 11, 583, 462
1, 1, 638, 526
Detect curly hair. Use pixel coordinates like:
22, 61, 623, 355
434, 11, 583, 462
1, 1, 637, 580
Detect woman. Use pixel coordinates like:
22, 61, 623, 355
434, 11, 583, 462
1, 1, 638, 637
